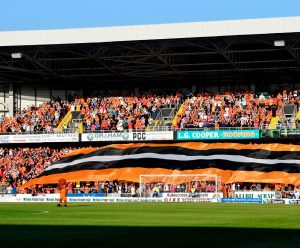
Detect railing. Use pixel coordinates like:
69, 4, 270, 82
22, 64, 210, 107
154, 108, 163, 121
279, 104, 298, 130
176, 127, 258, 131
77, 123, 84, 133
83, 126, 174, 133
2, 125, 300, 138
1, 125, 300, 136
57, 109, 73, 132
0, 183, 9, 195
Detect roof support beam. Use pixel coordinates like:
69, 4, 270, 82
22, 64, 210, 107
91, 49, 131, 81
208, 39, 245, 73
143, 42, 184, 78
23, 54, 59, 77
286, 45, 300, 68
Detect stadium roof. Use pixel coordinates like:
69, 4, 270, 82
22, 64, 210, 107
0, 17, 300, 86
0, 17, 300, 46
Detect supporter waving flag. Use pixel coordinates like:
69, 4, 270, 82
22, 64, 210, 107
20, 142, 300, 189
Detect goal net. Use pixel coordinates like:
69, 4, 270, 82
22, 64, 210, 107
139, 174, 221, 199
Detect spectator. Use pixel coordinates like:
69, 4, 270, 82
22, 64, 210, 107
6, 184, 12, 194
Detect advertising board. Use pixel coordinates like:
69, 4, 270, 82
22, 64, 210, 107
176, 130, 259, 140
82, 131, 174, 142
162, 192, 221, 199
234, 191, 276, 199
0, 133, 79, 144
222, 198, 262, 203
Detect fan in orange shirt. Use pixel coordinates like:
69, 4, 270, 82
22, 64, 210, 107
57, 178, 68, 207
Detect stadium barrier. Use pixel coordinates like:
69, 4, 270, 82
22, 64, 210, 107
0, 132, 79, 144
0, 194, 219, 203
2, 128, 300, 143
0, 192, 298, 204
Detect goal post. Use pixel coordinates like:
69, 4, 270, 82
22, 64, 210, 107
139, 174, 221, 198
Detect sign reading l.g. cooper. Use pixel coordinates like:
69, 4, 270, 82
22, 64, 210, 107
176, 129, 260, 140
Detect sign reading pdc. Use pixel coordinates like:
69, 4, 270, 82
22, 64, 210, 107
82, 131, 174, 142
132, 132, 146, 140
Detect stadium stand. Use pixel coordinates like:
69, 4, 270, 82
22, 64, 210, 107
1, 17, 300, 200
173, 89, 300, 129
1, 88, 300, 133
1, 87, 299, 195
0, 98, 69, 133
76, 93, 181, 131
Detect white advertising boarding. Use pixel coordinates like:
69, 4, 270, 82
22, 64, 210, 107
0, 133, 79, 144
82, 131, 174, 142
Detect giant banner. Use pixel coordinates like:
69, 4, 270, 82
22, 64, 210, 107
176, 130, 260, 140
0, 133, 79, 144
82, 131, 174, 142
20, 142, 300, 189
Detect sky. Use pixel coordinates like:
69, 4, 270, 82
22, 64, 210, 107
0, 0, 300, 31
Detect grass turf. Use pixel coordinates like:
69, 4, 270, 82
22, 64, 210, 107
0, 203, 300, 248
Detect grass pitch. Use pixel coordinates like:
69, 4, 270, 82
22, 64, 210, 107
0, 203, 300, 248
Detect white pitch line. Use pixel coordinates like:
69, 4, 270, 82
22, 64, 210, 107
32, 210, 49, 215
0, 210, 49, 216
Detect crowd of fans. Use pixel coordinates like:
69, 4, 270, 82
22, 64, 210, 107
75, 93, 181, 131
0, 89, 299, 133
173, 90, 300, 129
0, 89, 300, 197
141, 181, 217, 197
31, 181, 140, 197
0, 147, 76, 190
0, 98, 69, 133
141, 181, 299, 197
